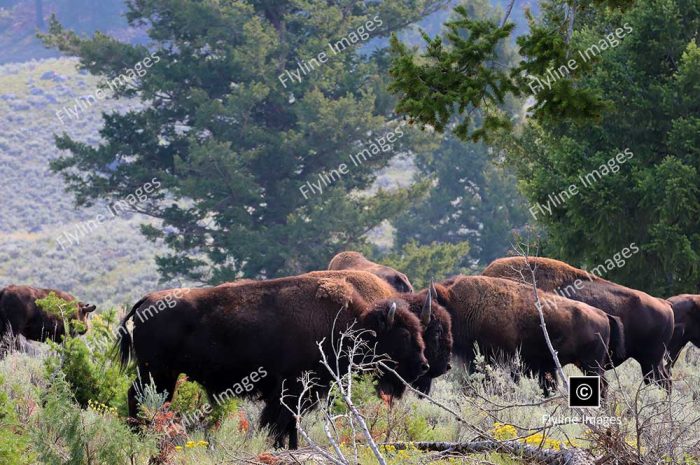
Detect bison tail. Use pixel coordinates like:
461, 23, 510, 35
116, 297, 146, 369
0, 288, 6, 338
607, 315, 626, 366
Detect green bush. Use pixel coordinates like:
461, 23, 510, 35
0, 376, 34, 465
170, 376, 207, 418
33, 370, 156, 465
46, 309, 131, 414
35, 292, 79, 323
378, 240, 471, 289
170, 376, 241, 431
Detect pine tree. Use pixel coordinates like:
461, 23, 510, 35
510, 0, 700, 294
393, 0, 528, 268
41, 0, 445, 282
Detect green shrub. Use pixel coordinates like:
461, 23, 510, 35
330, 373, 380, 415
170, 375, 207, 418
0, 376, 35, 465
46, 309, 131, 414
35, 292, 78, 319
170, 375, 241, 431
33, 370, 156, 465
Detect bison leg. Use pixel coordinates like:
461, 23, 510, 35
128, 384, 139, 419
640, 355, 672, 393
260, 398, 297, 449
537, 369, 557, 397
579, 341, 609, 397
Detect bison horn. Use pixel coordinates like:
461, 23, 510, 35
421, 290, 432, 325
387, 302, 396, 328
429, 279, 438, 299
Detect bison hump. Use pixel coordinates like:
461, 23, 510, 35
315, 278, 356, 307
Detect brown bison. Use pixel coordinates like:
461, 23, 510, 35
432, 276, 622, 394
117, 275, 429, 449
667, 294, 700, 368
328, 251, 414, 293
0, 285, 96, 344
402, 285, 453, 394
305, 270, 453, 394
483, 257, 674, 388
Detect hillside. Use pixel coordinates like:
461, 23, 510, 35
0, 57, 179, 307
0, 0, 147, 64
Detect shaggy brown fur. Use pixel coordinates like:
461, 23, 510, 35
216, 279, 257, 287
667, 294, 700, 368
117, 275, 428, 449
304, 270, 396, 302
400, 288, 453, 394
328, 251, 414, 293
0, 285, 95, 344
483, 257, 674, 388
433, 276, 615, 394
305, 270, 453, 393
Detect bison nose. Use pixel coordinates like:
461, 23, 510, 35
446, 363, 452, 371
421, 363, 430, 374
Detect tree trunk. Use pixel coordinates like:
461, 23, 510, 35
35, 0, 44, 30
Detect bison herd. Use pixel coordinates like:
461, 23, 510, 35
1, 252, 699, 449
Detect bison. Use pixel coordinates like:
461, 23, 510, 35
432, 276, 623, 395
483, 257, 674, 389
117, 275, 429, 449
0, 285, 96, 345
667, 294, 700, 368
328, 251, 414, 293
305, 270, 453, 394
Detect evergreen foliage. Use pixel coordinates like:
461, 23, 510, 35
41, 0, 447, 283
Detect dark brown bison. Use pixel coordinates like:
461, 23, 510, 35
305, 270, 453, 394
432, 276, 622, 394
328, 251, 414, 293
483, 257, 674, 389
667, 294, 700, 368
117, 275, 429, 449
0, 285, 96, 344
401, 285, 453, 394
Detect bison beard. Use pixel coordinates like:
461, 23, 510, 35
303, 270, 453, 395
117, 276, 429, 449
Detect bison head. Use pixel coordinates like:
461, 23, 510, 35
72, 302, 96, 335
362, 300, 429, 400
378, 269, 414, 294
668, 295, 700, 366
408, 284, 453, 395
